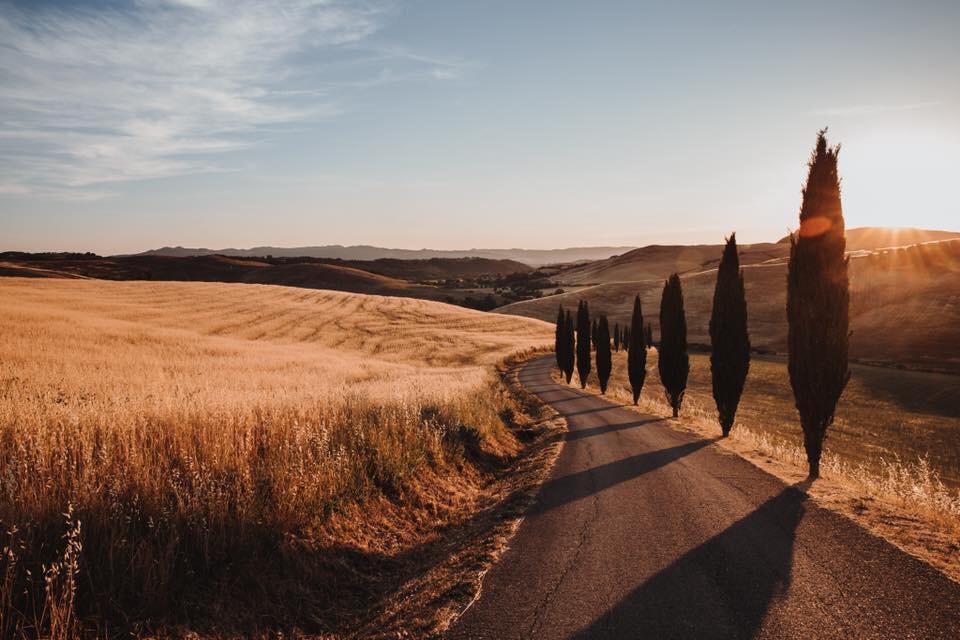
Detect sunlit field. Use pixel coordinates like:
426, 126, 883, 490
0, 278, 552, 635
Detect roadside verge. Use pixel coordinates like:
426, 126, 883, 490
350, 349, 567, 638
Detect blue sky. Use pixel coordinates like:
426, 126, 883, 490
2, 0, 958, 254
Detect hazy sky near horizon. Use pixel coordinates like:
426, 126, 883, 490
2, 0, 959, 254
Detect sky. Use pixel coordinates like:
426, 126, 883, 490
1, 0, 959, 254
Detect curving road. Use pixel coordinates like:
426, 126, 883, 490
447, 356, 960, 639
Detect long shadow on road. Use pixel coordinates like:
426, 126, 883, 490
529, 438, 714, 516
568, 484, 809, 640
564, 417, 666, 441
562, 404, 627, 418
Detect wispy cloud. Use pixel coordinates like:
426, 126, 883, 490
811, 101, 942, 118
0, 0, 456, 198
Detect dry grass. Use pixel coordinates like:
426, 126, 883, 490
0, 278, 552, 637
560, 349, 960, 581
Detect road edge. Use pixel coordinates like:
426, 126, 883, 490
353, 351, 568, 639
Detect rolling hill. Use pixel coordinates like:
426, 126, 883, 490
0, 253, 526, 308
791, 227, 960, 252
555, 227, 960, 286
499, 230, 960, 372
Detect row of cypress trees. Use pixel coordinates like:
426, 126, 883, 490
553, 273, 688, 416
552, 130, 849, 478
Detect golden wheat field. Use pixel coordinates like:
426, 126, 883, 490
0, 278, 551, 635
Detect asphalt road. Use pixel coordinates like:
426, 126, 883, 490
447, 355, 960, 639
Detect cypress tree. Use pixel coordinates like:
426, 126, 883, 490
627, 294, 647, 405
645, 323, 654, 347
563, 309, 576, 383
596, 316, 612, 393
613, 322, 621, 352
576, 301, 592, 389
658, 274, 689, 417
555, 305, 565, 371
591, 318, 599, 350
787, 129, 850, 479
623, 326, 631, 351
710, 234, 751, 437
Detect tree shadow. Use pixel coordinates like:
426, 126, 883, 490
564, 417, 666, 441
568, 483, 810, 640
529, 438, 715, 516
541, 395, 596, 406
563, 404, 627, 417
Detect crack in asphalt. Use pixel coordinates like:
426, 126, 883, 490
525, 443, 603, 638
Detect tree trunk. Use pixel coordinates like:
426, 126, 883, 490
804, 427, 823, 479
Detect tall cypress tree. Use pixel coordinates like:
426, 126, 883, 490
596, 316, 612, 394
710, 234, 751, 437
623, 326, 630, 351
563, 309, 576, 383
787, 129, 850, 479
613, 322, 621, 352
627, 294, 647, 405
658, 274, 689, 417
555, 305, 566, 371
576, 301, 592, 389
645, 323, 654, 347
591, 318, 599, 350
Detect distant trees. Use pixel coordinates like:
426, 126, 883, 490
596, 316, 612, 393
613, 322, 621, 352
787, 130, 850, 479
576, 301, 592, 388
563, 309, 575, 383
710, 234, 751, 437
658, 274, 689, 417
645, 323, 653, 348
591, 318, 599, 350
627, 295, 647, 405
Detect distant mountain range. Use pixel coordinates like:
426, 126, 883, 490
129, 228, 960, 267
129, 245, 637, 266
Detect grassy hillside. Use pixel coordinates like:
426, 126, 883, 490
0, 278, 552, 636
555, 227, 960, 286
815, 227, 960, 252
556, 241, 789, 285
501, 238, 960, 372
